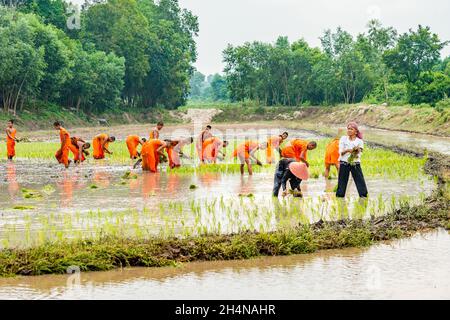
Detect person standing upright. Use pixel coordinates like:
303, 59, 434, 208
5, 119, 19, 160
336, 122, 368, 198
150, 121, 164, 140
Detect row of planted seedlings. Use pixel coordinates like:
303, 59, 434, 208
0, 190, 428, 250
0, 139, 428, 178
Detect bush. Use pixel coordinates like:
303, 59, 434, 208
435, 98, 450, 111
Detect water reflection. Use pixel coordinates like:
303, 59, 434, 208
6, 162, 19, 199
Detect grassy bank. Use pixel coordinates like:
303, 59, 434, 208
3, 103, 448, 136
0, 105, 183, 131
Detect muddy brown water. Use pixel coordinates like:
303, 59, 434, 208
0, 229, 448, 299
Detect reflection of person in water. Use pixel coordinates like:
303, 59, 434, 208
142, 172, 160, 198
6, 162, 19, 198
167, 173, 181, 194
59, 172, 75, 208
198, 172, 221, 188
238, 175, 255, 195
93, 170, 112, 188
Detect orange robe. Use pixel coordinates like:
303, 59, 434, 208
55, 127, 71, 167
149, 128, 159, 140
196, 131, 213, 161
202, 137, 223, 163
93, 134, 109, 159
325, 138, 340, 165
267, 136, 282, 164
281, 139, 308, 161
166, 145, 179, 169
69, 137, 86, 163
126, 135, 141, 159
6, 128, 16, 158
233, 141, 259, 161
141, 139, 164, 172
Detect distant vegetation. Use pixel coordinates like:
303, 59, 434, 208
193, 20, 450, 109
0, 0, 198, 117
1, 1, 449, 122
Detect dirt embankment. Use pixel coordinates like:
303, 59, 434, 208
212, 104, 449, 137
4, 104, 449, 137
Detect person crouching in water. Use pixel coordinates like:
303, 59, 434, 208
336, 122, 368, 199
169, 137, 194, 168
126, 135, 147, 160
137, 139, 168, 172
273, 159, 306, 197
69, 137, 91, 164
233, 140, 266, 175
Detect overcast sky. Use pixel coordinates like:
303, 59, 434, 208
71, 0, 450, 75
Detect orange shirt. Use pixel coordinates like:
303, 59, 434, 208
291, 139, 308, 161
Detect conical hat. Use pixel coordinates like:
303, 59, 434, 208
288, 162, 309, 180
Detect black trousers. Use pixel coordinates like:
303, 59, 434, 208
336, 162, 368, 198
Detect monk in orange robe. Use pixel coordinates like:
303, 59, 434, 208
196, 125, 212, 163
6, 119, 19, 160
324, 138, 340, 179
140, 139, 167, 172
232, 140, 266, 175
54, 121, 71, 168
172, 137, 194, 167
126, 135, 147, 159
324, 129, 344, 179
266, 132, 289, 164
93, 134, 116, 159
165, 140, 182, 169
69, 137, 90, 164
149, 121, 164, 140
202, 137, 228, 163
281, 139, 317, 167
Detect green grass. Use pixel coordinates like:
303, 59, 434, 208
0, 138, 427, 179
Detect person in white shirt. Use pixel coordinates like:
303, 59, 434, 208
336, 122, 368, 198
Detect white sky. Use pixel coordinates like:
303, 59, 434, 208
70, 0, 450, 75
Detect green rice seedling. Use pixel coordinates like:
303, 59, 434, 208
21, 188, 43, 200
12, 205, 36, 210
41, 185, 56, 195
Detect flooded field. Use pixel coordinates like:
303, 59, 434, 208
0, 229, 448, 300
362, 127, 450, 156
0, 159, 433, 248
0, 122, 446, 300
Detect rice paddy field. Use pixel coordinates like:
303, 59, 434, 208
0, 133, 433, 247
0, 123, 448, 299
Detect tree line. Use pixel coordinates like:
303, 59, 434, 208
0, 0, 198, 115
218, 20, 450, 107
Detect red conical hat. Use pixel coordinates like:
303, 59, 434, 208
289, 162, 309, 180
